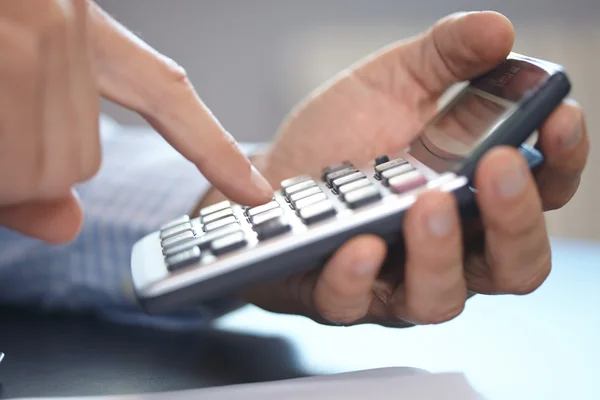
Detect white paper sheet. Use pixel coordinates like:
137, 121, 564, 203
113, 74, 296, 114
10, 368, 486, 400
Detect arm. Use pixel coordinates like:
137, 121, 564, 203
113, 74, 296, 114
0, 115, 268, 328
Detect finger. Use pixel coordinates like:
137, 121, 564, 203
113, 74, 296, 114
70, 0, 101, 182
312, 235, 387, 324
534, 99, 589, 211
86, 2, 273, 206
0, 190, 83, 244
38, 0, 80, 198
394, 190, 467, 325
472, 146, 551, 295
0, 17, 42, 204
357, 11, 514, 108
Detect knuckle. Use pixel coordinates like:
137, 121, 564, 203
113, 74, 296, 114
316, 304, 366, 325
495, 252, 552, 295
405, 301, 465, 325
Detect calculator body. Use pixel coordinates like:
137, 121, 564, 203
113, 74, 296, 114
131, 53, 571, 314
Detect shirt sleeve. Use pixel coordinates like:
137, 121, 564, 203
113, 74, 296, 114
0, 115, 268, 329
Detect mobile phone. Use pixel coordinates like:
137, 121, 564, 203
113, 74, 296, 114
130, 52, 570, 314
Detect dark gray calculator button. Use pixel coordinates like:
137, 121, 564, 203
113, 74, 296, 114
284, 180, 317, 196
281, 175, 311, 189
160, 215, 190, 231
338, 178, 372, 197
375, 158, 409, 177
160, 222, 192, 240
199, 200, 231, 217
381, 163, 414, 184
250, 207, 284, 225
289, 186, 322, 206
164, 224, 241, 255
294, 192, 328, 209
375, 156, 390, 165
202, 208, 234, 224
298, 201, 336, 224
246, 201, 279, 217
254, 216, 291, 240
204, 216, 238, 232
332, 171, 364, 190
324, 167, 357, 185
161, 230, 195, 248
166, 246, 201, 272
211, 231, 247, 255
344, 186, 381, 209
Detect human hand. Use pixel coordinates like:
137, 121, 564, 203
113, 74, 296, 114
202, 11, 588, 327
0, 0, 273, 244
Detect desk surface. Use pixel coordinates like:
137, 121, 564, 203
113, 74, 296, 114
1, 238, 599, 400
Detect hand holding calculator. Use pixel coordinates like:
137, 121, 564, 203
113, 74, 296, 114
131, 52, 571, 315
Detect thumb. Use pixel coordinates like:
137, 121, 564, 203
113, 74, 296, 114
86, 2, 273, 207
0, 191, 83, 244
357, 11, 515, 106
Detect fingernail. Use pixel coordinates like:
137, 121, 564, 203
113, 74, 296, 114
427, 202, 454, 237
495, 157, 527, 199
355, 262, 378, 277
250, 165, 274, 198
562, 117, 583, 151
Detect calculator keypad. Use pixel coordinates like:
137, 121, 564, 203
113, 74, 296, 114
157, 155, 432, 273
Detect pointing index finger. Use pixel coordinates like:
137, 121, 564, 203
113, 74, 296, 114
87, 2, 273, 206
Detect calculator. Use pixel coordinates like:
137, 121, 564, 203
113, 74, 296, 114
131, 52, 571, 314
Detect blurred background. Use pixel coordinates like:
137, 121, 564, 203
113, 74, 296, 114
96, 0, 600, 242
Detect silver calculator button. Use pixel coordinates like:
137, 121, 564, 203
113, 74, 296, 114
204, 216, 238, 232
289, 186, 322, 206
332, 171, 364, 190
343, 185, 381, 209
202, 208, 234, 224
324, 167, 357, 185
199, 200, 231, 217
374, 158, 408, 177
160, 222, 192, 240
246, 201, 279, 217
381, 163, 414, 184
284, 180, 317, 196
250, 207, 284, 225
211, 231, 247, 255
338, 178, 371, 198
166, 246, 201, 272
281, 175, 312, 189
160, 215, 190, 231
297, 200, 336, 224
161, 230, 195, 248
163, 224, 241, 255
294, 192, 327, 209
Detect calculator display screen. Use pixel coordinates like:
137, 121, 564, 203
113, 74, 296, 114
407, 58, 552, 173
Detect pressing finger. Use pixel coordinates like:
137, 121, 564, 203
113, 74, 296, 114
534, 99, 589, 211
394, 190, 467, 325
473, 146, 551, 295
86, 2, 273, 207
312, 235, 387, 325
